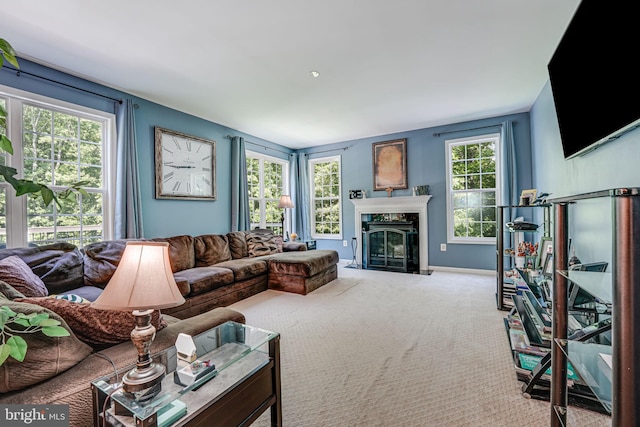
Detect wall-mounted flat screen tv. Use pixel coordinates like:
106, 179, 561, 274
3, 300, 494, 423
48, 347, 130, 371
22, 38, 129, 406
547, 1, 640, 159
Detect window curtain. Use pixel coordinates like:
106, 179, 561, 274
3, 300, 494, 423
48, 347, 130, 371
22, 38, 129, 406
114, 98, 143, 239
293, 153, 312, 241
231, 136, 250, 231
500, 120, 518, 220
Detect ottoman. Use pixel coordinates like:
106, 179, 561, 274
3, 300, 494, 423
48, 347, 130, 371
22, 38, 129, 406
267, 250, 339, 295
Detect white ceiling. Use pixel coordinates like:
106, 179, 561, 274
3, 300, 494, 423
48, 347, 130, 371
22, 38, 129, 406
1, 0, 580, 149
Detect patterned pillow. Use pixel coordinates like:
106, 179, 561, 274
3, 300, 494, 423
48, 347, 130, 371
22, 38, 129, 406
0, 255, 48, 297
246, 232, 280, 257
14, 297, 167, 347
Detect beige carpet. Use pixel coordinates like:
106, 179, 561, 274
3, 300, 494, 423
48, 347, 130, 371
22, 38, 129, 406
229, 262, 611, 427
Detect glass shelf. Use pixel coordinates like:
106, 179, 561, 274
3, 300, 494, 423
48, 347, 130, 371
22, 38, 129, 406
556, 339, 612, 414
557, 271, 612, 305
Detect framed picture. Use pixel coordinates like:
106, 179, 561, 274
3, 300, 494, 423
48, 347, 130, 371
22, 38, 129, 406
155, 127, 216, 200
519, 189, 537, 206
537, 237, 553, 270
372, 139, 407, 191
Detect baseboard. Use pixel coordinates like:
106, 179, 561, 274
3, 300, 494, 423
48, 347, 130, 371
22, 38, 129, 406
429, 265, 496, 276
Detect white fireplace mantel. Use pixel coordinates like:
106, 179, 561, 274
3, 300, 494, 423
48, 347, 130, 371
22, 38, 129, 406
351, 195, 432, 274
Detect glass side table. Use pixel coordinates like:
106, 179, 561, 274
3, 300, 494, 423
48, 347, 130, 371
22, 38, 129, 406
91, 321, 281, 427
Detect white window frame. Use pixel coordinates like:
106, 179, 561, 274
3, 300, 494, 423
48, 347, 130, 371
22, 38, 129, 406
246, 150, 290, 231
445, 133, 501, 245
0, 84, 116, 248
309, 155, 342, 240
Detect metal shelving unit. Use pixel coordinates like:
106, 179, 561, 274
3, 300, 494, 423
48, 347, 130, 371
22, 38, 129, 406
549, 188, 640, 426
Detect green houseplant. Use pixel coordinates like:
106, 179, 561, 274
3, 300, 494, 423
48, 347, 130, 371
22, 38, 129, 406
0, 38, 85, 365
0, 305, 69, 365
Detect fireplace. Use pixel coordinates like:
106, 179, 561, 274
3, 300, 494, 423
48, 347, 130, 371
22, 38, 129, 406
351, 195, 432, 274
362, 221, 418, 273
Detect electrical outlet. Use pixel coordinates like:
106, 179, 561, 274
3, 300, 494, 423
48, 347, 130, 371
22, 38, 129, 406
343, 240, 348, 247
440, 243, 447, 252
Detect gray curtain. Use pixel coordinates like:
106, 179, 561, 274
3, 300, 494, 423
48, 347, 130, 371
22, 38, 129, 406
231, 136, 250, 231
114, 99, 143, 239
500, 120, 518, 220
294, 153, 312, 241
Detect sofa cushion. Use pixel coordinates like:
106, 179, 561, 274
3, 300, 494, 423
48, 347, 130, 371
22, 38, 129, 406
152, 235, 195, 272
246, 232, 280, 257
227, 231, 249, 259
267, 250, 340, 277
0, 242, 84, 294
0, 255, 48, 297
15, 297, 167, 347
0, 281, 26, 300
194, 234, 232, 266
214, 258, 268, 281
0, 294, 93, 393
83, 239, 132, 288
173, 266, 234, 297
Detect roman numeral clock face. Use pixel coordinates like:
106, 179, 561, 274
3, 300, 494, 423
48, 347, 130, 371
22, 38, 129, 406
155, 128, 216, 200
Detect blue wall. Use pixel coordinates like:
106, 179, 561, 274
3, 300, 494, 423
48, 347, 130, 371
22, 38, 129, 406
0, 58, 291, 239
2, 58, 537, 271
304, 112, 533, 269
530, 80, 640, 265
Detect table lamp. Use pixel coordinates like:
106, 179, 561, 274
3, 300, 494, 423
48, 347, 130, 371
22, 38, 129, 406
91, 241, 185, 400
278, 194, 294, 239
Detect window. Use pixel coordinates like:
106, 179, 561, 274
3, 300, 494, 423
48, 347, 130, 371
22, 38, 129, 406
445, 134, 500, 244
0, 86, 115, 248
310, 155, 341, 239
246, 151, 289, 235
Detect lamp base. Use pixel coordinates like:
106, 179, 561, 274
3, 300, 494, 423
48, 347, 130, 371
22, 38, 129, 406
122, 363, 165, 402
122, 309, 166, 402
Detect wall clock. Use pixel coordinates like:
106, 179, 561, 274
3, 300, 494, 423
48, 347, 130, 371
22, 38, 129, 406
154, 127, 216, 200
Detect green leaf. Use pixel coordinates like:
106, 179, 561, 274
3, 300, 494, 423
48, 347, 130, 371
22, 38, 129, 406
28, 313, 49, 326
6, 336, 27, 362
40, 187, 56, 207
41, 326, 70, 337
0, 135, 13, 155
14, 181, 42, 197
0, 343, 11, 366
38, 318, 61, 327
0, 38, 20, 69
0, 306, 16, 317
12, 317, 30, 327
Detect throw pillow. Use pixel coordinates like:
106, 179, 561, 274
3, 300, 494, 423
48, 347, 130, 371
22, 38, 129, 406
0, 255, 48, 297
0, 294, 92, 393
14, 297, 167, 347
246, 232, 280, 258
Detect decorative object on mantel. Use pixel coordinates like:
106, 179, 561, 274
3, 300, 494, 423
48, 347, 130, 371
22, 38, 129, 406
413, 185, 429, 196
385, 187, 394, 197
372, 138, 407, 191
349, 189, 363, 199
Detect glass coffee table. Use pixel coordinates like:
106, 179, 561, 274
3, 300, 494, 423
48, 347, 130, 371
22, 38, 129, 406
91, 321, 281, 427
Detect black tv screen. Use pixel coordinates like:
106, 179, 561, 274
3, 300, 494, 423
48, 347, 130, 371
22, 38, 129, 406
547, 1, 640, 159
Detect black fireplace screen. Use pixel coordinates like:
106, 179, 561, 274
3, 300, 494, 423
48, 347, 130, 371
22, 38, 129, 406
362, 221, 418, 273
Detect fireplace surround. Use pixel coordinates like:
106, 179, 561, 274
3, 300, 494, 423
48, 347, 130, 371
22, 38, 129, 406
351, 195, 432, 274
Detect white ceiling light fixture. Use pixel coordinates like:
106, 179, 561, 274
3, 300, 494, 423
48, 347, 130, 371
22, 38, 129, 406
308, 70, 320, 78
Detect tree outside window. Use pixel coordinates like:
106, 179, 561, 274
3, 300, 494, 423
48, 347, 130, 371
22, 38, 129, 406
310, 156, 341, 239
246, 151, 288, 234
446, 134, 500, 244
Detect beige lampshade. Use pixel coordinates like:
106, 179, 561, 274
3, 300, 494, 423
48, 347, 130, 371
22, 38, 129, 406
91, 241, 185, 311
278, 195, 294, 209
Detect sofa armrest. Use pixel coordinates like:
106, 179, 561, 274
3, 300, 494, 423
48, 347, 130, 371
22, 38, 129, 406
283, 242, 308, 252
